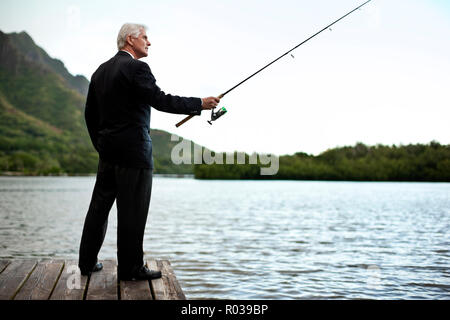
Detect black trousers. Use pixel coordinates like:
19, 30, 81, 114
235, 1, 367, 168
79, 159, 153, 277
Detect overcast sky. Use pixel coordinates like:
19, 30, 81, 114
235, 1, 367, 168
1, 0, 449, 156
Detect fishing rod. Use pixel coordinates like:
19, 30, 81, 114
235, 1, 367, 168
175, 0, 373, 128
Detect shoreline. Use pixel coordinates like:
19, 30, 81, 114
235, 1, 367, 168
1, 173, 449, 183
0, 171, 96, 177
0, 172, 194, 178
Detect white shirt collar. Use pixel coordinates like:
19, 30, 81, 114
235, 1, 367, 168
120, 50, 135, 59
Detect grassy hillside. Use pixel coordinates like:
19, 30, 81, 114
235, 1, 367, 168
1, 31, 89, 96
0, 30, 197, 175
0, 30, 95, 174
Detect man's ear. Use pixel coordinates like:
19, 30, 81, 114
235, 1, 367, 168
126, 35, 134, 47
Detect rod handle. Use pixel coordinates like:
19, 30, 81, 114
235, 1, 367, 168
175, 94, 224, 128
175, 114, 195, 128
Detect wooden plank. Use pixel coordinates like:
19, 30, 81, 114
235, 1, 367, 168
160, 260, 186, 300
86, 260, 117, 300
147, 259, 167, 300
120, 279, 153, 300
50, 260, 88, 300
0, 259, 185, 300
14, 260, 64, 300
0, 260, 10, 274
0, 260, 37, 300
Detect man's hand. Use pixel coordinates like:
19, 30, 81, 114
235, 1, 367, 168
201, 97, 220, 110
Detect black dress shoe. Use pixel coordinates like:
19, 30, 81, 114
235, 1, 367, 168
80, 262, 103, 276
120, 265, 162, 281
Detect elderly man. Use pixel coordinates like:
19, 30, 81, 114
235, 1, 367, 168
79, 23, 219, 280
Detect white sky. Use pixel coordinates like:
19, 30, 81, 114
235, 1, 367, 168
1, 0, 449, 156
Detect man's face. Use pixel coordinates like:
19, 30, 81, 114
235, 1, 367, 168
131, 29, 151, 59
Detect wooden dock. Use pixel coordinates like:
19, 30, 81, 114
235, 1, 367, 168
0, 259, 186, 300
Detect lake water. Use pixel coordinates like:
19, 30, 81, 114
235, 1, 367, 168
0, 176, 449, 299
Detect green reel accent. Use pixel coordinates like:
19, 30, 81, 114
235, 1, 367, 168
208, 106, 228, 125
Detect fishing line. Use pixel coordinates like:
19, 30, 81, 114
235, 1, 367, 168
176, 0, 373, 127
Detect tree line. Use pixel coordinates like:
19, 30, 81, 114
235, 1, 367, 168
194, 142, 450, 182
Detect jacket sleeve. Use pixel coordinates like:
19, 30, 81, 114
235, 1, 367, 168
133, 61, 202, 115
85, 81, 100, 152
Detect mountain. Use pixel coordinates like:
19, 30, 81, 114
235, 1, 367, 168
0, 31, 89, 96
0, 30, 196, 175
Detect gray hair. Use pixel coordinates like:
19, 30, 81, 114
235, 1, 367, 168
117, 23, 147, 50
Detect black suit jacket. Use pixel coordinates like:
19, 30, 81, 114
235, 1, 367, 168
85, 51, 202, 168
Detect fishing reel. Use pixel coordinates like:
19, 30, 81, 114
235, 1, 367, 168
207, 106, 227, 125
